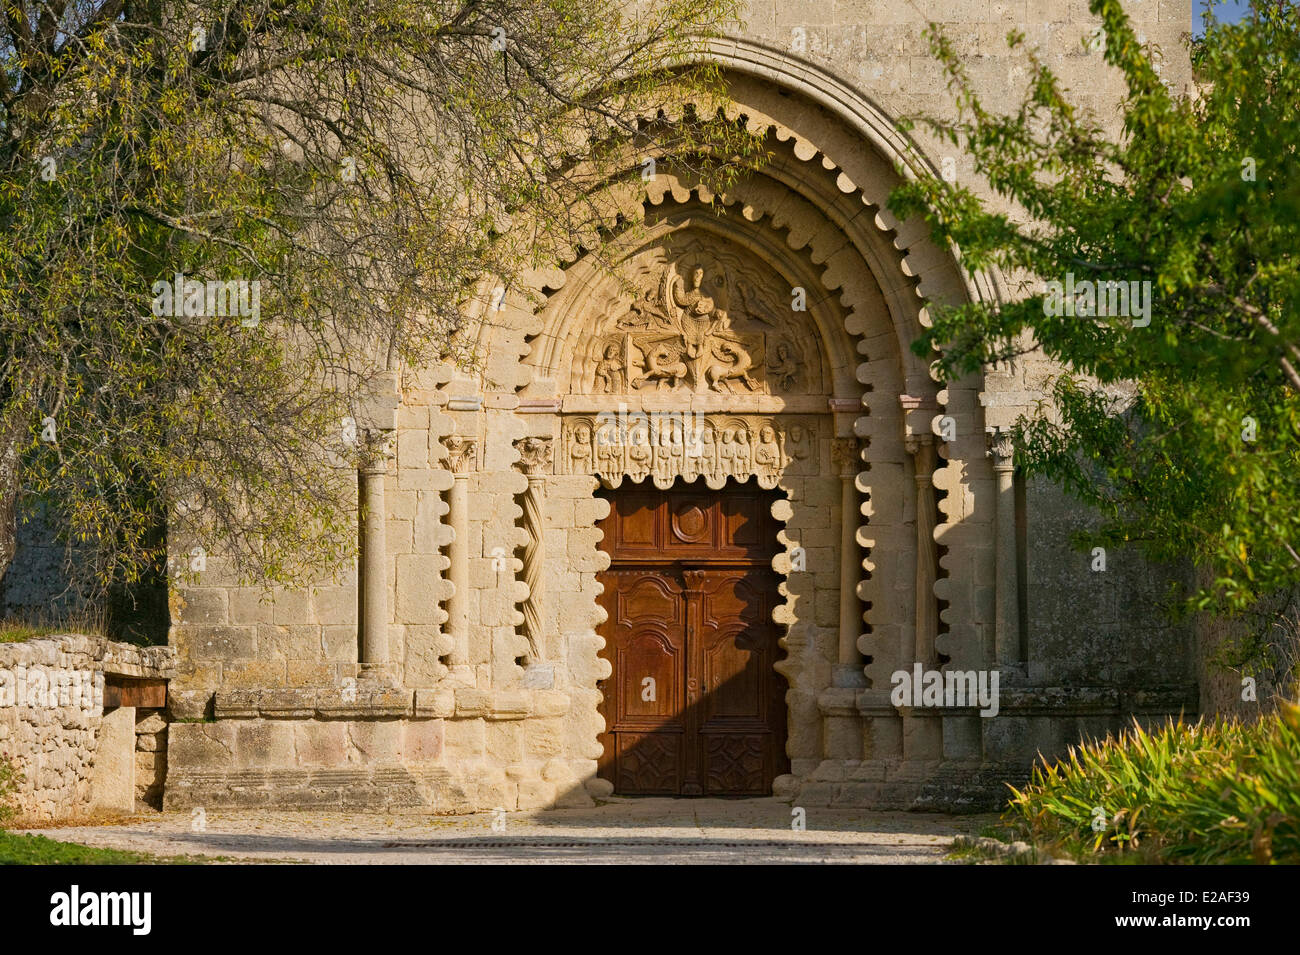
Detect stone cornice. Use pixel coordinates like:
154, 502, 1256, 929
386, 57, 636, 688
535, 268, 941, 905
211, 686, 571, 721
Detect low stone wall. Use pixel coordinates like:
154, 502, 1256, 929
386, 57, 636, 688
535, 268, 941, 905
0, 635, 175, 822
164, 684, 596, 813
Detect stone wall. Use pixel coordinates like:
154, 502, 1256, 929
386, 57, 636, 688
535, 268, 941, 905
135, 709, 168, 808
166, 0, 1201, 813
0, 635, 175, 822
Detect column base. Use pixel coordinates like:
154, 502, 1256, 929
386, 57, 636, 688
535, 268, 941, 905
832, 663, 868, 688
358, 663, 398, 686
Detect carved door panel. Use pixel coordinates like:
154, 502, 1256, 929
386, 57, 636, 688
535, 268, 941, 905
596, 570, 687, 795
688, 569, 786, 796
596, 483, 789, 796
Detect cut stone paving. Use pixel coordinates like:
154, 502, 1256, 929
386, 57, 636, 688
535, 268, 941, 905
23, 799, 995, 864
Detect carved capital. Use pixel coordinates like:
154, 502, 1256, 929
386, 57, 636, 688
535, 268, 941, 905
360, 429, 396, 472
903, 431, 933, 456
986, 426, 1015, 471
831, 437, 861, 476
904, 432, 938, 479
445, 436, 477, 474
514, 436, 554, 475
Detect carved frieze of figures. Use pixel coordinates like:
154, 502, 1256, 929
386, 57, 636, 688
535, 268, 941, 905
569, 242, 825, 396
559, 412, 817, 489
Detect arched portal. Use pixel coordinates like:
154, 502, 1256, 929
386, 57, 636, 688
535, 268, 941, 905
442, 45, 1004, 802
161, 31, 1200, 817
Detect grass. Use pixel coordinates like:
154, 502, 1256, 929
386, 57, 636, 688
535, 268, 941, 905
0, 758, 225, 865
997, 700, 1300, 864
0, 829, 168, 864
0, 624, 64, 644
0, 609, 107, 644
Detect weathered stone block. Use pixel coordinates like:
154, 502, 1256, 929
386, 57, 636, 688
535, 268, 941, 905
414, 687, 456, 718
89, 706, 135, 812
444, 718, 486, 762
486, 721, 525, 764
294, 721, 349, 767
403, 720, 444, 763
167, 723, 237, 769
178, 589, 228, 625
234, 720, 296, 769
516, 778, 557, 810
186, 626, 256, 662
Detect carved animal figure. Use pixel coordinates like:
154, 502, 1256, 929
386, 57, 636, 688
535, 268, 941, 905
633, 342, 688, 390
706, 339, 759, 392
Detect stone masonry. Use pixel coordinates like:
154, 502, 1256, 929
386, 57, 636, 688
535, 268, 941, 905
164, 1, 1201, 813
0, 635, 175, 821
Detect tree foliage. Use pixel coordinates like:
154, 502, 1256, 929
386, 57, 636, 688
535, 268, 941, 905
890, 0, 1300, 614
0, 0, 759, 602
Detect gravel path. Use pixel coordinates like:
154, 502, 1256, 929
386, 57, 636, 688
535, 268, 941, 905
23, 799, 995, 864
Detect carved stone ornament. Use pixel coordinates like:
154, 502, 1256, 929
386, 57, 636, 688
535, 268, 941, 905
360, 428, 396, 470
986, 426, 1015, 470
568, 243, 825, 397
514, 436, 554, 476
559, 412, 816, 489
831, 437, 862, 476
445, 436, 477, 474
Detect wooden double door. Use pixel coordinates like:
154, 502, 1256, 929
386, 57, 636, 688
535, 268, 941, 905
595, 483, 789, 796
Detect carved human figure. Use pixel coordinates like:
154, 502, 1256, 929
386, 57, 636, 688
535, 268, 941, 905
669, 265, 729, 360
618, 287, 669, 330
786, 423, 812, 463
698, 426, 717, 478
768, 341, 799, 390
733, 426, 752, 475
569, 422, 593, 474
755, 425, 781, 476
596, 418, 623, 476
593, 343, 625, 393
655, 417, 683, 485
719, 428, 738, 474
627, 426, 652, 479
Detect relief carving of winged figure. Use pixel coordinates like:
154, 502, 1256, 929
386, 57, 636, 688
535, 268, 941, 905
662, 262, 730, 360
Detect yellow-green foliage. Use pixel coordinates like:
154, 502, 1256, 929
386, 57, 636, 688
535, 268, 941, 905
1006, 703, 1300, 864
1, 0, 762, 596
0, 754, 22, 826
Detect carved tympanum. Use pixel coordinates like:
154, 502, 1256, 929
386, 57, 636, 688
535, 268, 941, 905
571, 244, 823, 396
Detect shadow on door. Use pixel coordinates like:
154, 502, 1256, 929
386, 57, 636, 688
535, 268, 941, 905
595, 478, 790, 796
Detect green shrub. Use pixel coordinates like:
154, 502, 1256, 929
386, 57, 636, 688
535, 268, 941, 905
0, 754, 22, 827
1006, 702, 1300, 864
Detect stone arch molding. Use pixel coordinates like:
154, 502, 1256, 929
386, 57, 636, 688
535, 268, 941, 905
447, 45, 998, 785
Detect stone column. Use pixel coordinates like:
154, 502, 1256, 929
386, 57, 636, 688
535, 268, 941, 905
986, 426, 1020, 668
515, 436, 553, 663
359, 428, 395, 675
905, 433, 939, 667
831, 437, 867, 687
445, 436, 476, 666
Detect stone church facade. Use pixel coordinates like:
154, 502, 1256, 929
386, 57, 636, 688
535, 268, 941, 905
163, 2, 1198, 812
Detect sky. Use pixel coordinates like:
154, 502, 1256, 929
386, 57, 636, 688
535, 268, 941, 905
1192, 0, 1254, 32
